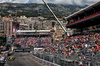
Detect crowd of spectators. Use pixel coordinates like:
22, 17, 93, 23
14, 33, 100, 65
14, 37, 51, 48
44, 33, 100, 54
42, 33, 100, 65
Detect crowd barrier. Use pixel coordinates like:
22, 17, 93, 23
32, 55, 61, 66
32, 51, 100, 66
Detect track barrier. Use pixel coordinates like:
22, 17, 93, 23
32, 55, 61, 66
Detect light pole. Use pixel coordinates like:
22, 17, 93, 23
6, 34, 8, 44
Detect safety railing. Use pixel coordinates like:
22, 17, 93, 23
33, 50, 100, 66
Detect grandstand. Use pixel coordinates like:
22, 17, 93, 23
13, 1, 100, 66
14, 30, 52, 48
66, 1, 100, 35
31, 1, 100, 66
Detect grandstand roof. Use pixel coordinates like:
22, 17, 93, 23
17, 30, 50, 33
66, 1, 100, 19
66, 1, 100, 28
66, 12, 100, 28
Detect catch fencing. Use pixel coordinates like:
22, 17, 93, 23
32, 51, 100, 66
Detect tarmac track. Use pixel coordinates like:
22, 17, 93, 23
5, 52, 45, 66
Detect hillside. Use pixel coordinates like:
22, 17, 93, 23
0, 3, 87, 17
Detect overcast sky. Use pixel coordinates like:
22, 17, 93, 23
0, 0, 100, 6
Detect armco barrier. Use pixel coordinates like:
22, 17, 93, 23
32, 55, 61, 66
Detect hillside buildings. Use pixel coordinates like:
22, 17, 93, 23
0, 15, 67, 40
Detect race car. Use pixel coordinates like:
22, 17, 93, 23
7, 56, 15, 61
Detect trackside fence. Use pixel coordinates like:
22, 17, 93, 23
32, 51, 100, 66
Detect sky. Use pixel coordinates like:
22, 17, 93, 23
0, 0, 100, 6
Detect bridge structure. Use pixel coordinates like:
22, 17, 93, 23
16, 30, 51, 37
